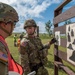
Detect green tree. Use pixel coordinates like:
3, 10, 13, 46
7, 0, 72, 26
68, 19, 71, 24
45, 20, 52, 37
64, 19, 71, 25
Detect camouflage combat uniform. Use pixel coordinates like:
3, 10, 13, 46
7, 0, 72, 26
0, 2, 19, 75
0, 37, 8, 75
19, 35, 50, 75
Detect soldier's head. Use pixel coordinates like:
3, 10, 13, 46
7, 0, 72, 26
0, 2, 19, 36
24, 19, 37, 35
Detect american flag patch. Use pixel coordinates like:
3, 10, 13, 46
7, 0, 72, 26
0, 51, 8, 62
21, 42, 27, 47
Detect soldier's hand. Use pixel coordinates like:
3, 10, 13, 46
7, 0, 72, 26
49, 38, 57, 45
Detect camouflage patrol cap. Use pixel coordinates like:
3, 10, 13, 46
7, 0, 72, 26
0, 2, 19, 23
24, 19, 37, 29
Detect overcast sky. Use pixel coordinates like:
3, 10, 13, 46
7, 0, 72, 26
0, 0, 75, 33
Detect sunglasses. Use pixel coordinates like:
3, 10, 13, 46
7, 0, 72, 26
6, 21, 17, 26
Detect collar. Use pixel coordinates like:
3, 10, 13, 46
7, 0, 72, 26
0, 35, 5, 41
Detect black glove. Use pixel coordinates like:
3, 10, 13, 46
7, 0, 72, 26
50, 38, 57, 45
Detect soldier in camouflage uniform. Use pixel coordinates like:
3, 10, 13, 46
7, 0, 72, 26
0, 2, 19, 75
19, 19, 56, 75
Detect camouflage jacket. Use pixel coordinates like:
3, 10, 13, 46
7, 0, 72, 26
19, 35, 50, 73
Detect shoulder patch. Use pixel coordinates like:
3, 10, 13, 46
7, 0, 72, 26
0, 51, 8, 62
21, 42, 28, 47
21, 38, 29, 43
21, 38, 29, 47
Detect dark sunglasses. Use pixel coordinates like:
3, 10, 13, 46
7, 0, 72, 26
6, 21, 17, 26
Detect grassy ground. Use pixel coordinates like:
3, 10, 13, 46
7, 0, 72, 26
6, 35, 75, 75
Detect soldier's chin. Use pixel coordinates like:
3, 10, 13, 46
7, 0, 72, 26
29, 33, 34, 35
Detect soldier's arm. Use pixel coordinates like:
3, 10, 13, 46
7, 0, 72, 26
0, 42, 8, 75
43, 38, 57, 49
19, 42, 31, 74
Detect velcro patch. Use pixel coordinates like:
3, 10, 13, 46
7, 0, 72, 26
0, 51, 8, 62
21, 42, 27, 47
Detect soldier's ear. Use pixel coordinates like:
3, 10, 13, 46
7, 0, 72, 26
25, 28, 27, 31
34, 28, 36, 32
34, 27, 37, 30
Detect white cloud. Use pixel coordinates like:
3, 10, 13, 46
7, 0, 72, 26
0, 0, 61, 18
0, 0, 17, 4
0, 0, 61, 33
13, 21, 46, 33
11, 0, 51, 18
13, 22, 25, 33
12, 0, 61, 18
37, 21, 46, 33
51, 0, 61, 4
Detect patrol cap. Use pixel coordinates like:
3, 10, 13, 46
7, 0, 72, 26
24, 19, 37, 29
0, 2, 19, 23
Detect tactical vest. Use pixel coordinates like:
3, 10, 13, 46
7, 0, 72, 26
0, 36, 23, 75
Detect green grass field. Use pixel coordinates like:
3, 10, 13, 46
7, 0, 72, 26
6, 34, 75, 75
